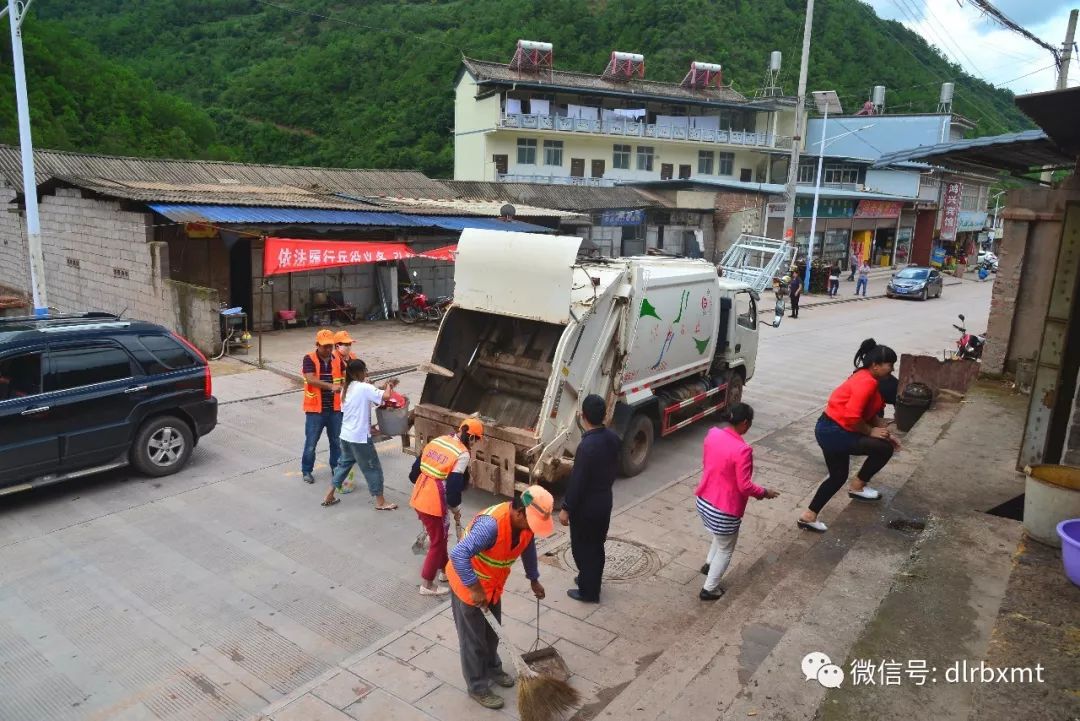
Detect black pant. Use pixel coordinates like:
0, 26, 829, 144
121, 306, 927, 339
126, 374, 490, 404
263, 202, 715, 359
570, 510, 610, 601
808, 415, 894, 513
790, 294, 800, 317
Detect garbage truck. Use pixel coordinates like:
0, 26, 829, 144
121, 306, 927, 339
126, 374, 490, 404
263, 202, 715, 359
408, 229, 779, 497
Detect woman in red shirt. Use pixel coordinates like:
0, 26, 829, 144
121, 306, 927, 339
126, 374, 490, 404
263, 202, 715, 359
798, 339, 900, 533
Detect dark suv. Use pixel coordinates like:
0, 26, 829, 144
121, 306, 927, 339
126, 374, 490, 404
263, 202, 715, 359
0, 313, 217, 495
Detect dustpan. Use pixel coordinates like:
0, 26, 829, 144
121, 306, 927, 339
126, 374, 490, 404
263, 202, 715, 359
521, 598, 570, 682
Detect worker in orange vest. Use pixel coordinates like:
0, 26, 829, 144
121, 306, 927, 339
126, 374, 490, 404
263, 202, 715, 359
334, 330, 357, 362
300, 329, 344, 485
408, 418, 483, 596
445, 487, 554, 710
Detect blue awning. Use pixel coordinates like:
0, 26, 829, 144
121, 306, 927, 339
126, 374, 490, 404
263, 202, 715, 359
147, 203, 553, 233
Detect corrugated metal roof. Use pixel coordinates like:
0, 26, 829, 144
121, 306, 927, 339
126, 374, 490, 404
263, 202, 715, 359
625, 177, 916, 201
870, 129, 1070, 174
375, 195, 586, 220
447, 181, 659, 211
146, 204, 553, 232
0, 145, 454, 198
462, 58, 794, 110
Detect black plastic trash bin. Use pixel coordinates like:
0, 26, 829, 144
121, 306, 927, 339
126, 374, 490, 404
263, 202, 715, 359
895, 382, 933, 432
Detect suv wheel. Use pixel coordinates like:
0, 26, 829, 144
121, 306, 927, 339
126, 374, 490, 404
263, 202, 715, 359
131, 416, 194, 476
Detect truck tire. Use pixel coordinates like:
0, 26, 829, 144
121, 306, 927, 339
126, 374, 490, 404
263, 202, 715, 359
725, 371, 744, 405
130, 415, 194, 477
618, 413, 654, 477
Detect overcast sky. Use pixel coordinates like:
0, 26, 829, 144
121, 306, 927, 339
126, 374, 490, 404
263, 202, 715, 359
862, 0, 1078, 95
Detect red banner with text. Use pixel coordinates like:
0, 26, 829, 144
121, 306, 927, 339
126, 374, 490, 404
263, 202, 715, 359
263, 237, 456, 276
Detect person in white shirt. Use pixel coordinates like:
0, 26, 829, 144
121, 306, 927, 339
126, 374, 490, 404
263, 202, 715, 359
323, 359, 399, 509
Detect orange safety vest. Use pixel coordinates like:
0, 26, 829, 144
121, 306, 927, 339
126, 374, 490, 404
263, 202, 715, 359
410, 434, 468, 517
302, 351, 344, 412
446, 503, 533, 607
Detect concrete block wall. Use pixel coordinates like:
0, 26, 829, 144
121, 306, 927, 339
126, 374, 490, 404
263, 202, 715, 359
713, 191, 764, 262
0, 189, 31, 295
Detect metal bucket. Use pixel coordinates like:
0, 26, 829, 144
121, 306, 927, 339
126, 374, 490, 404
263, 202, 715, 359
376, 404, 410, 436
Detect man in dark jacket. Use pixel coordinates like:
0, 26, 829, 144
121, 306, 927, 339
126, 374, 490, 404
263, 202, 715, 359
559, 394, 620, 603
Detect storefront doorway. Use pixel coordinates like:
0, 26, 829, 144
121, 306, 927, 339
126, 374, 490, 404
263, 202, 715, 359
873, 228, 896, 267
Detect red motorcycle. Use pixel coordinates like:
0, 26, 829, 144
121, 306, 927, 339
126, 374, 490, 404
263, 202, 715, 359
398, 283, 437, 324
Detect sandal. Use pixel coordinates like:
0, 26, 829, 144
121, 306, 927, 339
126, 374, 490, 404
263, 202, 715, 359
321, 498, 340, 507
375, 503, 398, 511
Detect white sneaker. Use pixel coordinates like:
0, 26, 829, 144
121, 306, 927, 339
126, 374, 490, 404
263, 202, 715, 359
437, 571, 448, 583
419, 585, 449, 596
797, 519, 828, 533
848, 487, 882, 501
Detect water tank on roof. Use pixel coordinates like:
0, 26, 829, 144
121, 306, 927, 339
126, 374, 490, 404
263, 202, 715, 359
939, 82, 955, 104
612, 51, 645, 62
691, 61, 723, 73
518, 40, 553, 52
770, 51, 782, 71
871, 85, 886, 107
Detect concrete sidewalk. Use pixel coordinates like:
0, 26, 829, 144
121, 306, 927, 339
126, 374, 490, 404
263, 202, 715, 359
252, 385, 960, 721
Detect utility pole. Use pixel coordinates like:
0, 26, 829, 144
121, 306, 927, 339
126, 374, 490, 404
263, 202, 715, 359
1057, 9, 1078, 90
4, 0, 47, 316
781, 0, 814, 252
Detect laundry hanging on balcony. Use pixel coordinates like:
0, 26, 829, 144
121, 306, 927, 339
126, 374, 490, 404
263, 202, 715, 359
530, 98, 550, 115
505, 98, 522, 115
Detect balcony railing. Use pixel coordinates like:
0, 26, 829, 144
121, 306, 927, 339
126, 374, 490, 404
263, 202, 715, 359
497, 173, 619, 187
497, 113, 791, 150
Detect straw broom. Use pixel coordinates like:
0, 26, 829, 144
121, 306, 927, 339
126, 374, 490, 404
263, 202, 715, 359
485, 609, 579, 721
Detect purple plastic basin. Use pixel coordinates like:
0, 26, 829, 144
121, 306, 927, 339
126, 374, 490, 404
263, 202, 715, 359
1058, 519, 1080, 587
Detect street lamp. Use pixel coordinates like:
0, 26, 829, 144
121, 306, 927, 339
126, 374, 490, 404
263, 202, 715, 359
804, 90, 843, 291
2, 0, 48, 316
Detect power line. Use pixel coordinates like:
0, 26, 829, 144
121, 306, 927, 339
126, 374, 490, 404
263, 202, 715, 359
917, 0, 989, 78
966, 0, 1060, 63
993, 63, 1057, 86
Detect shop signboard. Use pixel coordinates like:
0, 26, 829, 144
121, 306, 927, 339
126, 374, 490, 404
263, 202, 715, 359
930, 247, 946, 267
599, 209, 645, 226
940, 182, 962, 241
957, 211, 988, 232
894, 227, 913, 265
794, 197, 855, 218
854, 200, 903, 218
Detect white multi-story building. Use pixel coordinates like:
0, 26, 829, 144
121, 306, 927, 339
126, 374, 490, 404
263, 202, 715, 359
454, 42, 797, 187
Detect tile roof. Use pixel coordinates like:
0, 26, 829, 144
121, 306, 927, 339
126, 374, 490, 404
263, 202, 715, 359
461, 58, 795, 109
0, 145, 454, 198
374, 195, 587, 220
447, 181, 663, 211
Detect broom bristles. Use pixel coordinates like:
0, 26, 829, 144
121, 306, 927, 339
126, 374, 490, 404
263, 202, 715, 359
517, 674, 580, 721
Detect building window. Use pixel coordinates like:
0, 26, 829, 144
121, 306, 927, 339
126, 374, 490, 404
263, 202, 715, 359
517, 138, 537, 165
636, 146, 655, 172
698, 151, 714, 175
718, 152, 735, 176
613, 144, 631, 170
542, 140, 563, 167
960, 184, 983, 210
823, 164, 859, 185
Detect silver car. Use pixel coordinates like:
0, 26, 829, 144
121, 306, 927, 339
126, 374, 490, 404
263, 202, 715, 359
886, 266, 943, 301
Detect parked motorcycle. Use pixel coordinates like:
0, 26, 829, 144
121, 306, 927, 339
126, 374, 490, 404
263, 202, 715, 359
952, 314, 985, 361
398, 282, 436, 323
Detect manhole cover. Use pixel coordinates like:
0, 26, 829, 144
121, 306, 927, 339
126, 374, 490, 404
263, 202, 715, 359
556, 538, 661, 581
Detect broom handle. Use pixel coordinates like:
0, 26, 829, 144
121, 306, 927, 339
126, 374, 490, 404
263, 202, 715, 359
483, 608, 533, 675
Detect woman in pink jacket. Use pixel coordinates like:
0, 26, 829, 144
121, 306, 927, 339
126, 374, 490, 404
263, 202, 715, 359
695, 403, 779, 600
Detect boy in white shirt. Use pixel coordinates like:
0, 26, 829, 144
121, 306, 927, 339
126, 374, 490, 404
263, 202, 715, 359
323, 359, 400, 509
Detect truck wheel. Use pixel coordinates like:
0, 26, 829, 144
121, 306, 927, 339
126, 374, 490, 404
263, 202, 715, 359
131, 415, 194, 477
725, 372, 744, 405
618, 413, 654, 477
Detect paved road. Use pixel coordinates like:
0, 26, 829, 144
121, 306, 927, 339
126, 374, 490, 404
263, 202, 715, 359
0, 279, 991, 721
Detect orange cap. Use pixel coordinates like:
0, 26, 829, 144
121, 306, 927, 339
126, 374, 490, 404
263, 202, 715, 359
315, 329, 336, 346
334, 330, 354, 344
460, 417, 484, 440
522, 485, 555, 538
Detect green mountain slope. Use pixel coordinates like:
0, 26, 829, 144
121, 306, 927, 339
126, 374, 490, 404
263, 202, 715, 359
0, 18, 235, 160
28, 0, 1031, 176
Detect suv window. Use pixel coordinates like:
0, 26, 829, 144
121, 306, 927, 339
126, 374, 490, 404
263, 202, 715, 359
0, 351, 43, 400
45, 346, 134, 392
138, 334, 196, 374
